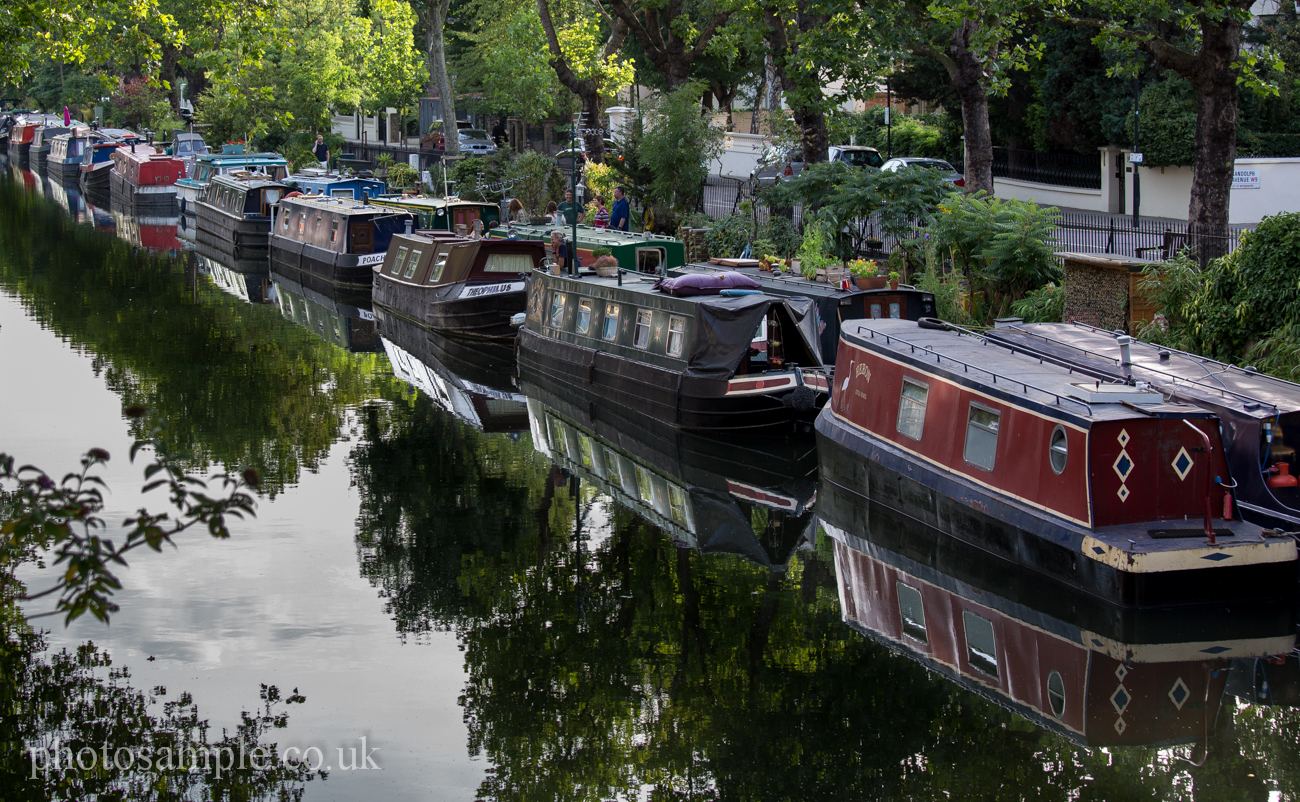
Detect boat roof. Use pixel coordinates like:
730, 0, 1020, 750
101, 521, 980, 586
171, 132, 206, 142
279, 193, 406, 216
113, 147, 181, 165
210, 171, 288, 190
95, 128, 139, 141
372, 194, 495, 208
289, 169, 382, 185
842, 318, 1210, 423
506, 223, 680, 247
670, 262, 933, 301
987, 321, 1300, 417
196, 152, 287, 164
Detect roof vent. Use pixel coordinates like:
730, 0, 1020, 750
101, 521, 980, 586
1067, 383, 1164, 404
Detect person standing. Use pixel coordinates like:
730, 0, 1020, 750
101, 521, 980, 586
508, 198, 529, 223
592, 195, 610, 229
609, 187, 630, 232
557, 189, 580, 225
312, 134, 329, 171
546, 201, 566, 227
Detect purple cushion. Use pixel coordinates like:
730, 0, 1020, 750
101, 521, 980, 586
658, 271, 762, 297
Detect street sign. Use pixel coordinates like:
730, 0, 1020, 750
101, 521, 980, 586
1232, 168, 1261, 189
1128, 153, 1144, 164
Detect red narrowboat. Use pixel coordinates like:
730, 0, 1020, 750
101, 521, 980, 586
5, 115, 56, 163
109, 146, 185, 212
817, 318, 1297, 605
824, 517, 1294, 746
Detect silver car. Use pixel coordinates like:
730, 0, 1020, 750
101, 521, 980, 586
880, 157, 965, 187
458, 129, 497, 157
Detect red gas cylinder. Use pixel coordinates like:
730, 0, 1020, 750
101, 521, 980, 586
1268, 462, 1299, 488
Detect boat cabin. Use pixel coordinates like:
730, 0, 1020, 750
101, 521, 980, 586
168, 132, 208, 161
287, 169, 386, 200
370, 195, 501, 233
111, 146, 184, 187
202, 172, 287, 219
379, 232, 541, 289
189, 153, 289, 184
273, 194, 410, 258
32, 124, 74, 150
492, 223, 686, 274
82, 128, 140, 165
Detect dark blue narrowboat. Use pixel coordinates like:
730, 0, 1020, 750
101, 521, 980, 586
285, 169, 386, 201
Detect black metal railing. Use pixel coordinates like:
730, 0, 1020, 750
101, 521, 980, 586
991, 147, 1101, 190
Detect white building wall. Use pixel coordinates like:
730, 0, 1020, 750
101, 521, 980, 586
1121, 152, 1300, 225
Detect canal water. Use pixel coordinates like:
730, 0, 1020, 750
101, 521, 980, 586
2, 167, 1298, 800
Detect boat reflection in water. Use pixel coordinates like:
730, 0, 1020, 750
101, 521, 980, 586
377, 307, 528, 433
111, 210, 189, 255
820, 479, 1296, 747
196, 252, 274, 305
525, 375, 818, 567
46, 176, 114, 232
270, 269, 379, 352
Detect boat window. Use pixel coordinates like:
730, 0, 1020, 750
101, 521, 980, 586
602, 303, 620, 341
427, 253, 447, 284
282, 211, 292, 231
633, 310, 652, 349
484, 253, 534, 273
331, 189, 352, 198
636, 247, 665, 273
577, 434, 594, 469
1047, 670, 1066, 718
314, 213, 322, 230
963, 610, 998, 678
297, 211, 306, 234
330, 219, 340, 243
964, 403, 1000, 472
576, 299, 593, 335
549, 293, 567, 328
635, 465, 654, 505
668, 484, 689, 527
896, 379, 928, 441
1049, 425, 1068, 474
392, 246, 409, 276
896, 582, 927, 643
666, 316, 686, 357
265, 189, 281, 205
404, 249, 422, 279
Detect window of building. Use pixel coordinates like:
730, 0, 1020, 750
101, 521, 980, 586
1049, 425, 1068, 474
896, 379, 928, 441
484, 253, 534, 273
963, 610, 998, 678
549, 293, 567, 328
666, 316, 686, 357
897, 583, 927, 643
633, 310, 652, 349
404, 250, 422, 279
602, 303, 620, 341
392, 247, 408, 276
576, 299, 593, 336
964, 403, 1000, 471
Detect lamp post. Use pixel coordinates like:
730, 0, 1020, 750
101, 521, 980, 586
1131, 75, 1141, 228
570, 112, 610, 278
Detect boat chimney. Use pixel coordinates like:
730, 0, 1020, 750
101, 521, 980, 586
404, 218, 413, 235
1117, 334, 1133, 366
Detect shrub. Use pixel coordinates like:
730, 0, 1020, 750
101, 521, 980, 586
583, 162, 618, 206
701, 213, 754, 259
511, 150, 559, 217
1011, 282, 1065, 322
387, 163, 419, 189
761, 216, 801, 261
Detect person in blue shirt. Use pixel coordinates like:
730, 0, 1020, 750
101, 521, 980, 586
609, 186, 630, 232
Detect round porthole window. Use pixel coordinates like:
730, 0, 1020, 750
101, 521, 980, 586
1047, 670, 1066, 718
1049, 425, 1068, 474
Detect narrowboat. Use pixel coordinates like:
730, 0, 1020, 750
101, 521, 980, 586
194, 172, 288, 254
985, 321, 1300, 533
109, 146, 185, 212
517, 270, 831, 432
112, 210, 186, 254
285, 168, 385, 200
47, 128, 91, 183
822, 502, 1294, 747
817, 317, 1297, 605
79, 128, 140, 199
370, 195, 501, 234
269, 194, 414, 290
491, 223, 686, 274
29, 122, 76, 171
5, 115, 58, 163
177, 152, 289, 217
271, 269, 380, 352
526, 375, 818, 566
379, 311, 526, 432
197, 252, 274, 304
372, 232, 544, 339
669, 262, 936, 364
165, 132, 209, 177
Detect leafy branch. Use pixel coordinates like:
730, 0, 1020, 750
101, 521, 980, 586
1, 406, 258, 625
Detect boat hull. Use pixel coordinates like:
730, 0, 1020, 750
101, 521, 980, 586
815, 406, 1297, 606
195, 201, 271, 252
517, 326, 823, 433
373, 276, 525, 339
79, 161, 112, 203
48, 157, 82, 183
7, 141, 31, 164
270, 235, 376, 290
109, 170, 178, 214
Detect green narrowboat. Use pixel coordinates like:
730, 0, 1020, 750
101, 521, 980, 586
370, 195, 501, 233
491, 223, 686, 273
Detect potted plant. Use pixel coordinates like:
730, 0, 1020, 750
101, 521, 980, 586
888, 270, 900, 290
850, 259, 886, 290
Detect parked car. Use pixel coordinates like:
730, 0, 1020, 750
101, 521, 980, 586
554, 139, 622, 173
458, 129, 497, 157
880, 156, 965, 186
828, 145, 884, 169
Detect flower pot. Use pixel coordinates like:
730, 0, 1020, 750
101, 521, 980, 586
759, 259, 772, 272
889, 280, 899, 290
856, 276, 888, 290
865, 238, 883, 250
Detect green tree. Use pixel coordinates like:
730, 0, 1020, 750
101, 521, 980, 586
361, 0, 429, 117
460, 0, 564, 124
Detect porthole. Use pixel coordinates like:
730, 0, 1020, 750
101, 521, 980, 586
1049, 425, 1068, 474
1047, 670, 1066, 718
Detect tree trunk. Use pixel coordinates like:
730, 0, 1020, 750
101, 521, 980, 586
794, 106, 828, 164
579, 88, 605, 164
765, 6, 829, 163
161, 44, 181, 113
536, 0, 626, 164
423, 0, 458, 156
750, 67, 766, 135
765, 54, 781, 130
1183, 18, 1241, 262
604, 0, 732, 90
943, 20, 993, 194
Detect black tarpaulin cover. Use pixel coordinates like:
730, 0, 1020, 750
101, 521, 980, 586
684, 295, 824, 379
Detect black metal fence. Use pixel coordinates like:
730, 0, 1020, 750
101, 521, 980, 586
991, 147, 1101, 189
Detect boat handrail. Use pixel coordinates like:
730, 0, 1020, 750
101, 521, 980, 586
1006, 322, 1288, 411
859, 327, 1095, 415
